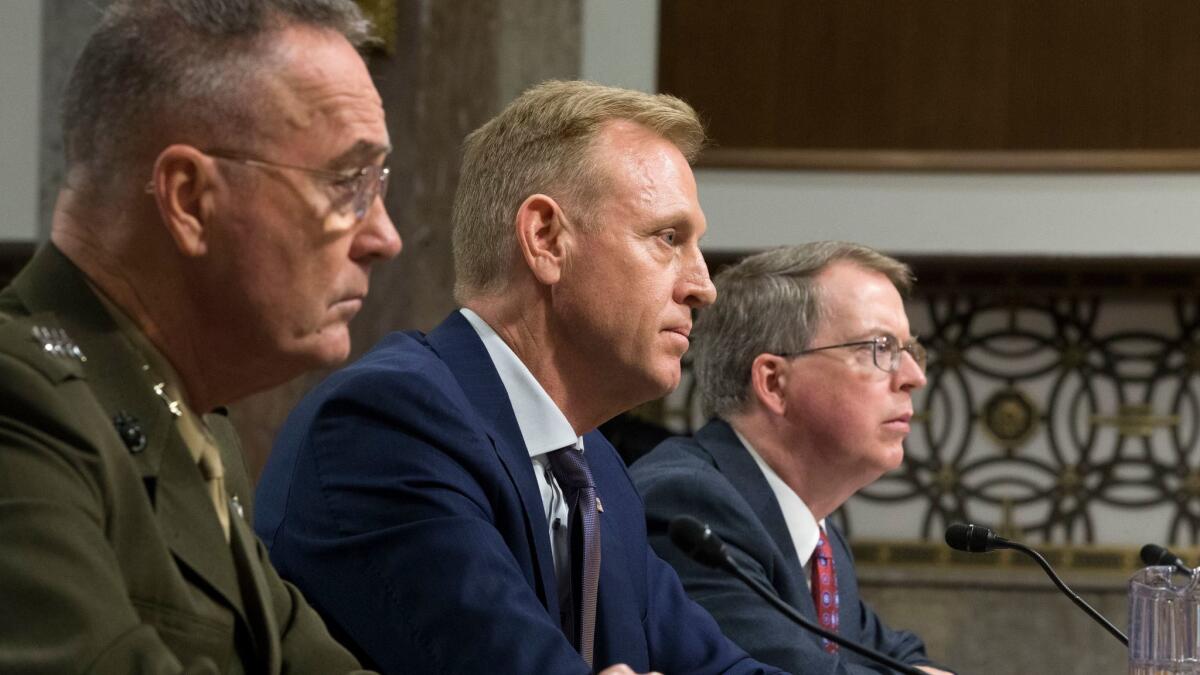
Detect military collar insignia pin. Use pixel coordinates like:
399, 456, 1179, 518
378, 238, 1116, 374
31, 326, 86, 362
152, 382, 183, 418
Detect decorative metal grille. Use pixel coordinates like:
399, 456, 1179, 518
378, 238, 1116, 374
855, 294, 1200, 546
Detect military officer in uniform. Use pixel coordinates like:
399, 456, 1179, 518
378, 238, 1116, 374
0, 0, 401, 672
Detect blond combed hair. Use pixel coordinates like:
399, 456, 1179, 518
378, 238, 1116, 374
451, 80, 705, 301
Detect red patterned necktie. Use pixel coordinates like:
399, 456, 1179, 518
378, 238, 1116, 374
811, 527, 840, 653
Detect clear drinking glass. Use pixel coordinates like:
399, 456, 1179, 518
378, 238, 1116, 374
1129, 565, 1200, 674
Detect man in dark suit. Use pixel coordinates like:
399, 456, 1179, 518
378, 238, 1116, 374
633, 243, 955, 674
0, 1, 401, 671
255, 80, 781, 674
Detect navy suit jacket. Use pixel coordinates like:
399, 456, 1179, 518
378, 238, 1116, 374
632, 419, 948, 674
254, 312, 780, 674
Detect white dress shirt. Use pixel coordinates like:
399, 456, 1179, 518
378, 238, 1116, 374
460, 308, 580, 614
732, 427, 826, 586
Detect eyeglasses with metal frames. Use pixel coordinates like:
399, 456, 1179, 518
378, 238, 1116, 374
206, 150, 389, 223
145, 150, 390, 225
776, 335, 927, 374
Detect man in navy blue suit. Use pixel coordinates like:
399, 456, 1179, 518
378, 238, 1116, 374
632, 243, 954, 674
255, 80, 782, 674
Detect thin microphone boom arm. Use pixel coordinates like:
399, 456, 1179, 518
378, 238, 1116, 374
1003, 539, 1128, 646
670, 515, 924, 675
945, 523, 1128, 646
719, 556, 925, 675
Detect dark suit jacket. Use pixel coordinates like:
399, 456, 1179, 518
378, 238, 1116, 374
632, 418, 948, 674
255, 311, 780, 674
0, 245, 366, 674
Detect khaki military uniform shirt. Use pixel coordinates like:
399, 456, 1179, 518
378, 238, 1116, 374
0, 245, 371, 674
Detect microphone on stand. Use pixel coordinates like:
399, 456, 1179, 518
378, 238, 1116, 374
1139, 544, 1195, 576
944, 523, 1128, 646
670, 515, 924, 675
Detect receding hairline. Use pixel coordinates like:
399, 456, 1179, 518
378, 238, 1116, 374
238, 24, 384, 146
797, 256, 916, 353
813, 256, 912, 294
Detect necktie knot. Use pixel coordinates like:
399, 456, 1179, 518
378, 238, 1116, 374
547, 445, 595, 490
198, 445, 224, 481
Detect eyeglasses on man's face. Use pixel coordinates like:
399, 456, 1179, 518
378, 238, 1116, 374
776, 335, 927, 374
206, 150, 390, 225
146, 149, 390, 227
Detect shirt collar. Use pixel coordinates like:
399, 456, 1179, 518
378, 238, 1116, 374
732, 426, 824, 567
460, 308, 581, 458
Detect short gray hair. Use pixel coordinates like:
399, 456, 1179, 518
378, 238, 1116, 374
451, 80, 705, 301
62, 0, 372, 188
694, 241, 914, 418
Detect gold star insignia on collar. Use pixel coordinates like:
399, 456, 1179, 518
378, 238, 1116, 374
153, 382, 183, 418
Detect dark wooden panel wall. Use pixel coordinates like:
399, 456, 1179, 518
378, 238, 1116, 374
660, 1, 1200, 152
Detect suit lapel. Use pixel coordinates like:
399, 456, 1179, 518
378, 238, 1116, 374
697, 420, 827, 619
696, 420, 806, 576
11, 245, 247, 622
426, 311, 560, 618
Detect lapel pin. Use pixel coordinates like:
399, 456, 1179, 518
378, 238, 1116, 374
596, 497, 604, 513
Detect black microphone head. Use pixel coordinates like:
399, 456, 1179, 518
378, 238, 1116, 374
945, 522, 997, 553
1141, 544, 1172, 567
1140, 543, 1194, 575
669, 515, 730, 569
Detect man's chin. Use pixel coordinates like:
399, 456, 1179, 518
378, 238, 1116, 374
644, 363, 683, 400
878, 445, 906, 473
297, 326, 353, 368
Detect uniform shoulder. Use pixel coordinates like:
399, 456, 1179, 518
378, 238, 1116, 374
0, 312, 87, 385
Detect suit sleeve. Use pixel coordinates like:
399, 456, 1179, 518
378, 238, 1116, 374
0, 353, 218, 674
637, 522, 788, 675
259, 367, 592, 675
256, 537, 374, 673
635, 455, 939, 675
215, 415, 371, 675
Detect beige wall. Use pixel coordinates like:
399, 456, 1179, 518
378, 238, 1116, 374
861, 566, 1128, 674
0, 2, 42, 241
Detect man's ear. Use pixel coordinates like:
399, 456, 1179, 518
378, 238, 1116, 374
148, 145, 217, 257
514, 194, 570, 286
749, 353, 790, 416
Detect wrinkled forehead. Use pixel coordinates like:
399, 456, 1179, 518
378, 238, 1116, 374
242, 25, 388, 160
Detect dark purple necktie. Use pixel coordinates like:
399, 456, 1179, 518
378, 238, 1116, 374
548, 445, 601, 667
